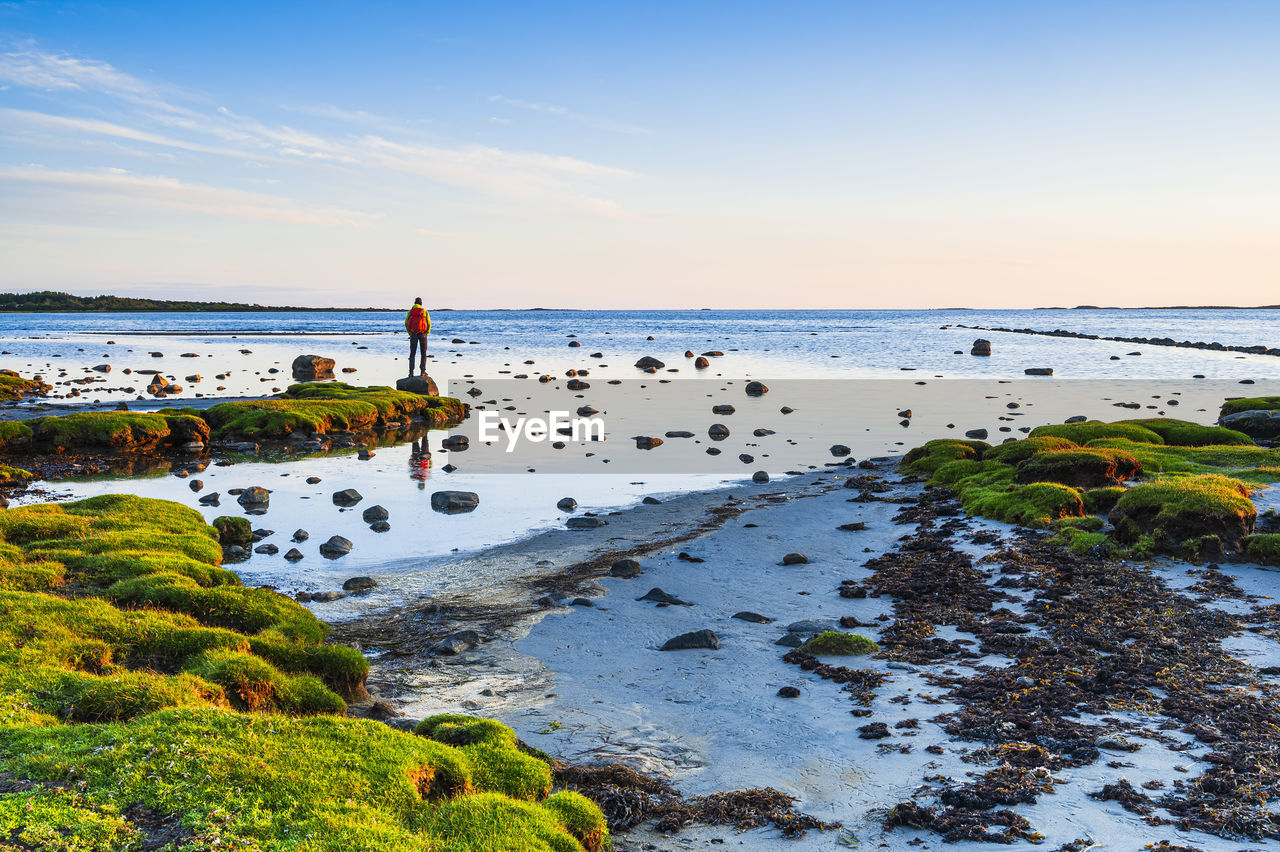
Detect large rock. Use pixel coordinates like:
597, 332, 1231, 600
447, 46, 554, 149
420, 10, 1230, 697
432, 491, 479, 513
1221, 410, 1280, 441
971, 339, 992, 356
318, 535, 353, 558
292, 354, 335, 381
396, 375, 440, 396
236, 486, 270, 507
635, 356, 665, 370
659, 629, 720, 651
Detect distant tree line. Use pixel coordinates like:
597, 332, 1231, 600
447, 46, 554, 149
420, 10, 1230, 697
0, 291, 388, 312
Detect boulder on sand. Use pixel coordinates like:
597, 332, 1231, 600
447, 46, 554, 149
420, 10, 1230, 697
635, 356, 665, 370
660, 629, 720, 651
396, 375, 440, 396
1220, 409, 1280, 441
431, 490, 479, 513
291, 355, 335, 381
971, 339, 992, 356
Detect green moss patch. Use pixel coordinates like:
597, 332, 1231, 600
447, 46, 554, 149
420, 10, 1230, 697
22, 412, 209, 452
1030, 420, 1165, 445
900, 439, 989, 476
197, 382, 467, 438
1244, 534, 1280, 566
0, 369, 49, 401
0, 708, 605, 851
1122, 417, 1254, 447
1221, 397, 1280, 417
0, 497, 607, 850
1014, 447, 1141, 488
799, 630, 879, 656
982, 436, 1078, 465
1110, 474, 1256, 554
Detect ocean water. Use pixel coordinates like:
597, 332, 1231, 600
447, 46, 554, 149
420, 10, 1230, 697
4, 308, 1277, 607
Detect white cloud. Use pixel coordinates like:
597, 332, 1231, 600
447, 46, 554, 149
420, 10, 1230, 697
489, 94, 650, 135
0, 167, 369, 225
0, 44, 637, 218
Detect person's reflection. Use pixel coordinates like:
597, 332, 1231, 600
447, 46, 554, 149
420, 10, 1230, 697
409, 436, 432, 488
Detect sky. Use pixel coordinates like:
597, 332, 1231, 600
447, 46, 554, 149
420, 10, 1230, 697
0, 1, 1277, 309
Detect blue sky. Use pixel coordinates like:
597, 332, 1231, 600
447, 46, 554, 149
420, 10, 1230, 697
1, 1, 1277, 308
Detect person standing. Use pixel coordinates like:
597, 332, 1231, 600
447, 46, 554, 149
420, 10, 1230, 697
404, 297, 431, 376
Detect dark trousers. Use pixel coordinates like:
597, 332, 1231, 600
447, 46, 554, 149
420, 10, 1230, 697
408, 333, 428, 373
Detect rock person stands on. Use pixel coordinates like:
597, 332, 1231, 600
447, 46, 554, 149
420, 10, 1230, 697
405, 297, 431, 376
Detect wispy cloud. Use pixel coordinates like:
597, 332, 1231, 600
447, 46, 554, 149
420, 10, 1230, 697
488, 94, 650, 135
0, 45, 637, 218
0, 167, 370, 225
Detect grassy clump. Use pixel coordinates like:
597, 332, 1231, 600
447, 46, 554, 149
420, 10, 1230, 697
799, 630, 879, 656
1244, 534, 1280, 566
982, 436, 1078, 465
23, 412, 209, 451
196, 382, 467, 438
1030, 420, 1165, 445
1110, 474, 1256, 552
0, 420, 33, 450
900, 439, 989, 476
0, 369, 48, 401
0, 465, 32, 485
1221, 397, 1280, 417
1123, 417, 1254, 447
0, 708, 605, 851
922, 461, 1085, 527
1084, 438, 1280, 478
213, 514, 253, 547
1083, 486, 1125, 513
0, 496, 607, 850
1014, 447, 1141, 488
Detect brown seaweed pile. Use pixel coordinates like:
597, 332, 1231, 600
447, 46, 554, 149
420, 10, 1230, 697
848, 483, 1280, 843
552, 762, 838, 837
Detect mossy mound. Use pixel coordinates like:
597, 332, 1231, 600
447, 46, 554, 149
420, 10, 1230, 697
1014, 447, 1142, 488
0, 497, 607, 850
0, 465, 32, 486
0, 369, 49, 401
195, 382, 467, 438
0, 708, 606, 851
18, 412, 209, 452
1122, 417, 1254, 447
908, 413, 1280, 557
1029, 420, 1165, 445
900, 439, 990, 476
982, 436, 1077, 465
1109, 474, 1256, 555
799, 630, 878, 656
0, 421, 32, 450
1221, 397, 1280, 417
1245, 533, 1280, 566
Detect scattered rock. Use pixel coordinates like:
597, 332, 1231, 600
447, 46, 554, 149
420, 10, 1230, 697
971, 339, 991, 356
318, 536, 353, 558
566, 516, 607, 529
432, 630, 481, 655
431, 491, 479, 513
291, 354, 335, 381
284, 548, 304, 561
781, 552, 809, 565
361, 505, 389, 523
660, 629, 720, 651
332, 489, 362, 506
752, 470, 770, 483
637, 587, 692, 606
556, 497, 578, 512
236, 486, 270, 507
777, 686, 801, 698
342, 576, 377, 593
609, 559, 642, 578
745, 381, 768, 396
733, 611, 773, 623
